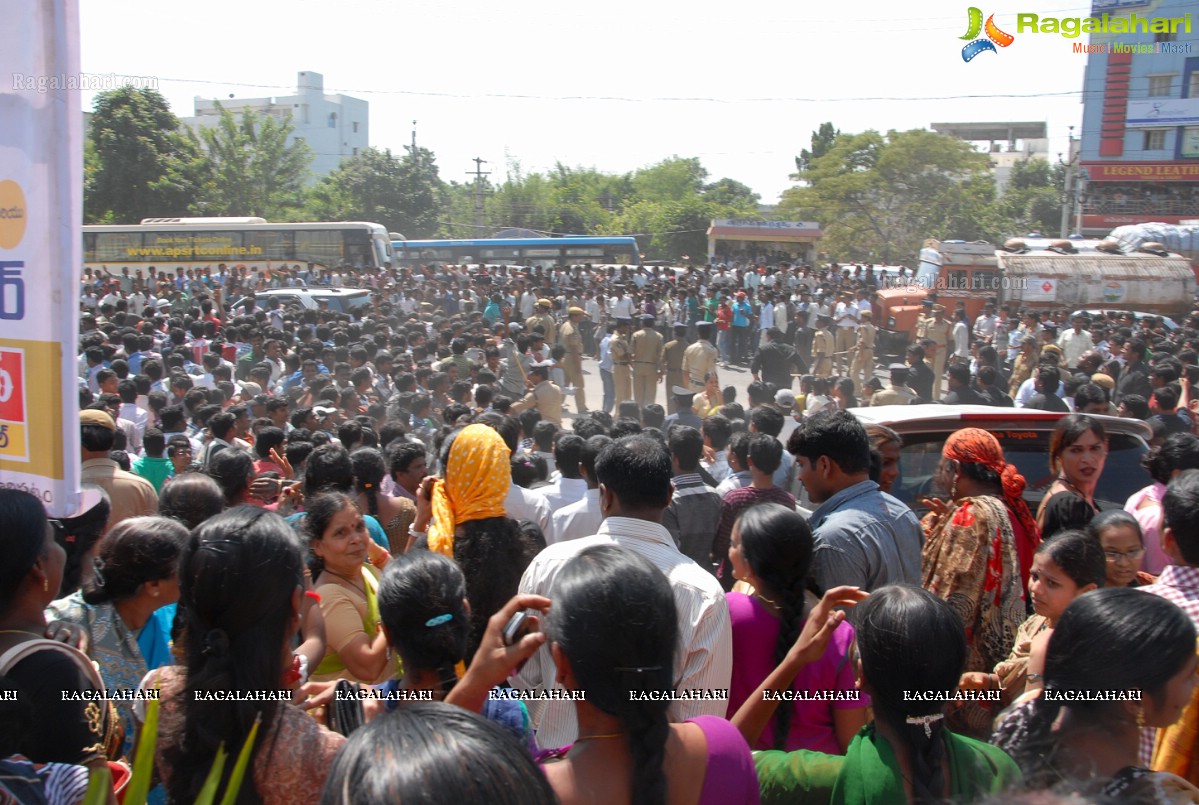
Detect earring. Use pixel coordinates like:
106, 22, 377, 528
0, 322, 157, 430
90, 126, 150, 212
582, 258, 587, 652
1136, 705, 1145, 729
43, 577, 48, 592
950, 477, 958, 500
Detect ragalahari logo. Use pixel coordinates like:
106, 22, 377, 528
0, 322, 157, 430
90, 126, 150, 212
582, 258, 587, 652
961, 7, 1015, 62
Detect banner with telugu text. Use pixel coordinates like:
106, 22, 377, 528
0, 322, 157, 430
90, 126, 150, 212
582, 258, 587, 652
0, 0, 83, 516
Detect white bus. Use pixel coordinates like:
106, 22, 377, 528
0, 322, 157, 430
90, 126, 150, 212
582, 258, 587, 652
83, 218, 396, 275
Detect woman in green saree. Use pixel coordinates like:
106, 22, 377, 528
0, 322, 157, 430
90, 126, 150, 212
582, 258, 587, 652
742, 586, 1022, 804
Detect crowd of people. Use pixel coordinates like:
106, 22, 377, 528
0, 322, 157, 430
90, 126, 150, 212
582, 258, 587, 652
1083, 184, 1199, 216
1, 257, 1198, 804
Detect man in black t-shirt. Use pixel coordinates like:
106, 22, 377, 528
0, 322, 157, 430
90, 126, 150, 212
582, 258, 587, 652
941, 364, 988, 405
1025, 365, 1069, 412
905, 342, 935, 402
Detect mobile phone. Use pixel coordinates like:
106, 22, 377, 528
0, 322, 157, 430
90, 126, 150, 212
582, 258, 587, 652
502, 611, 531, 647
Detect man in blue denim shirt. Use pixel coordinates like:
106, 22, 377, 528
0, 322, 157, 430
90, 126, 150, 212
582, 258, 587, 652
731, 292, 754, 365
788, 409, 923, 594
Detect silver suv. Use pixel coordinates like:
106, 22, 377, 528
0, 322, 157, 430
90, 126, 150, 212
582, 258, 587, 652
230, 288, 373, 315
850, 404, 1154, 515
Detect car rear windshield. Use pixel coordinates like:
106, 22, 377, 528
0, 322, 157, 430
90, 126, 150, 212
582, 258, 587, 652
326, 292, 370, 312
891, 429, 1151, 515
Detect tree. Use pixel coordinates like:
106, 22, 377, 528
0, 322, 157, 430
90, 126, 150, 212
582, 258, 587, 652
794, 122, 840, 178
997, 158, 1060, 236
703, 178, 760, 211
393, 146, 447, 238
440, 155, 760, 258
86, 87, 204, 223
191, 103, 312, 220
307, 146, 446, 237
779, 129, 995, 263
630, 157, 708, 202
487, 169, 555, 234
610, 197, 722, 261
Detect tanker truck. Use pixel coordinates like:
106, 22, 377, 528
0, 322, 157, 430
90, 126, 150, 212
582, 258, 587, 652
874, 238, 1195, 360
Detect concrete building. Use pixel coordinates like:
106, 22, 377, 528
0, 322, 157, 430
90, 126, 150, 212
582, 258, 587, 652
1076, 0, 1199, 235
181, 71, 368, 184
930, 121, 1051, 197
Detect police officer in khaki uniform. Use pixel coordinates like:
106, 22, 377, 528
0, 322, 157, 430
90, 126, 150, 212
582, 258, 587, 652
510, 363, 565, 425
559, 306, 587, 413
914, 298, 934, 341
682, 321, 718, 391
610, 318, 633, 406
833, 291, 859, 374
925, 304, 953, 397
812, 313, 835, 377
630, 313, 664, 408
660, 324, 689, 411
525, 298, 557, 346
870, 364, 919, 406
850, 315, 877, 396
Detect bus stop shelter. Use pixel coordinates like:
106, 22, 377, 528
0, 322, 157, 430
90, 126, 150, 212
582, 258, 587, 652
707, 219, 823, 265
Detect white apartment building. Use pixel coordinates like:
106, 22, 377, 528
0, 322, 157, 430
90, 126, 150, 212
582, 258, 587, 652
181, 71, 369, 183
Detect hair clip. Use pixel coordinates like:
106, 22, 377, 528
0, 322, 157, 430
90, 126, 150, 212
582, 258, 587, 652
425, 613, 453, 628
613, 665, 663, 674
92, 557, 107, 588
905, 713, 945, 738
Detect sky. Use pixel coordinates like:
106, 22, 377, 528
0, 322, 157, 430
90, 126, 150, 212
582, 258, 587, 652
79, 0, 1099, 208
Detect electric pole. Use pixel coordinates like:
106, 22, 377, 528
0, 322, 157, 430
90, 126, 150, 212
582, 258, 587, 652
468, 157, 490, 233
403, 121, 418, 164
1059, 126, 1078, 238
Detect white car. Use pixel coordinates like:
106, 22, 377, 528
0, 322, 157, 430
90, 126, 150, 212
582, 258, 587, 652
1071, 309, 1178, 332
230, 288, 372, 314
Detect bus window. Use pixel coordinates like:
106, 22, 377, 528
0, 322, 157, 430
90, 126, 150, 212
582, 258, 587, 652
481, 248, 521, 261
143, 230, 244, 263
295, 230, 344, 269
947, 270, 969, 291
244, 230, 294, 262
92, 231, 143, 262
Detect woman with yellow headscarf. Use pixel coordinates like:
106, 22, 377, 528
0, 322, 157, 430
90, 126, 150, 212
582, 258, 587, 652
424, 423, 545, 657
427, 424, 511, 556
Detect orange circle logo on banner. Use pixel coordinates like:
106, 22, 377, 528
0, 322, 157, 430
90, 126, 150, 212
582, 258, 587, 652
0, 181, 27, 250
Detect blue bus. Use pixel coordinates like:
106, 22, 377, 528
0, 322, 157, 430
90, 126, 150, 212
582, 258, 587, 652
391, 237, 640, 269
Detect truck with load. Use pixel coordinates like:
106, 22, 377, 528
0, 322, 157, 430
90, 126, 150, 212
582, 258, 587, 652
874, 238, 1195, 361
1104, 223, 1199, 274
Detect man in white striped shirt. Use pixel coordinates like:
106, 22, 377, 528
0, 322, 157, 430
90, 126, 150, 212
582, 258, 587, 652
514, 434, 733, 749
